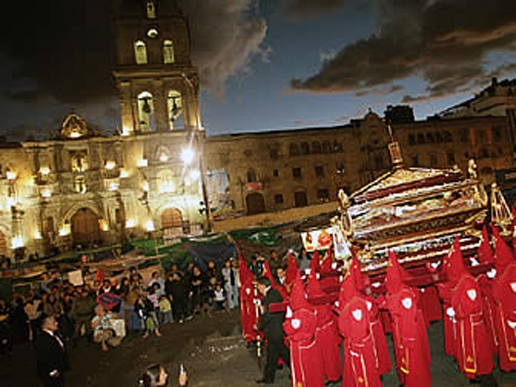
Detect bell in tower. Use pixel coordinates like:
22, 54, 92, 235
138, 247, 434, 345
113, 0, 201, 134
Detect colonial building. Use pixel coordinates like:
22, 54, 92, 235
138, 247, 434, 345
0, 0, 515, 260
440, 78, 516, 119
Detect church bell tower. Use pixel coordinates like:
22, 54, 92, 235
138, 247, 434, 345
113, 0, 201, 135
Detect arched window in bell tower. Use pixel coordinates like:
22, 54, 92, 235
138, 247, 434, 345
167, 90, 184, 129
134, 41, 148, 65
163, 40, 175, 64
146, 1, 156, 19
137, 91, 155, 132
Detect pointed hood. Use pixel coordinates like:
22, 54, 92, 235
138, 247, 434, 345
238, 254, 254, 286
385, 250, 409, 294
289, 276, 309, 311
492, 224, 515, 274
285, 253, 300, 290
338, 271, 360, 308
446, 236, 468, 285
306, 273, 334, 304
310, 250, 321, 274
478, 224, 494, 264
350, 253, 365, 291
262, 259, 275, 283
320, 249, 333, 275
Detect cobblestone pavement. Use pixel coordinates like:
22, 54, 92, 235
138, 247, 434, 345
2, 310, 516, 386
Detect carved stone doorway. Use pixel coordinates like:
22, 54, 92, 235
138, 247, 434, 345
0, 232, 7, 257
72, 208, 100, 247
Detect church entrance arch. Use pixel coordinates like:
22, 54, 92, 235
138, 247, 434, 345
161, 207, 184, 238
71, 208, 100, 247
0, 232, 7, 257
246, 193, 266, 215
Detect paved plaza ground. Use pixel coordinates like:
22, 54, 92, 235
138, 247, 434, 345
1, 310, 516, 386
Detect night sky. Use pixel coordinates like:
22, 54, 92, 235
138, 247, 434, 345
0, 0, 515, 141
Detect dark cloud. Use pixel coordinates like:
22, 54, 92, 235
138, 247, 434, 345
280, 0, 345, 21
402, 62, 516, 104
179, 0, 268, 94
0, 0, 268, 106
291, 0, 516, 99
355, 84, 404, 97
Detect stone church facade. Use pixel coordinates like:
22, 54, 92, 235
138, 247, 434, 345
0, 0, 515, 260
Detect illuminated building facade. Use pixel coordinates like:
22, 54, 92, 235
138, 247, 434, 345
0, 0, 515, 260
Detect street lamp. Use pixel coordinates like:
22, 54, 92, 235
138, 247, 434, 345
181, 143, 214, 233
181, 72, 213, 233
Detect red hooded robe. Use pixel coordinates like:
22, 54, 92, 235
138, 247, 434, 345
493, 263, 516, 372
338, 296, 382, 387
307, 274, 342, 382
385, 252, 431, 387
284, 277, 325, 387
477, 225, 498, 353
337, 273, 391, 376
436, 236, 465, 356
386, 287, 432, 387
451, 273, 495, 378
238, 255, 260, 342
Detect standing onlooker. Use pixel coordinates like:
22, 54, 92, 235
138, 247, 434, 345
135, 292, 161, 338
36, 315, 69, 387
159, 295, 173, 324
70, 290, 95, 340
24, 293, 42, 342
221, 259, 239, 309
249, 252, 265, 278
190, 266, 208, 315
148, 271, 165, 297
165, 272, 188, 323
205, 260, 221, 284
10, 296, 28, 343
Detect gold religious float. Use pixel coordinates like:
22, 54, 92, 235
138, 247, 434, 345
300, 134, 513, 275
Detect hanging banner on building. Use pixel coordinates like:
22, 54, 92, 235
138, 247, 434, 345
246, 182, 263, 191
206, 169, 232, 214
301, 227, 334, 252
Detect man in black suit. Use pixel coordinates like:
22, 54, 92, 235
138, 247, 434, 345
36, 315, 69, 387
255, 277, 290, 384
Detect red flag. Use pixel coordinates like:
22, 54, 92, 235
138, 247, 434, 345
492, 225, 515, 274
310, 250, 321, 274
478, 225, 494, 264
238, 254, 255, 285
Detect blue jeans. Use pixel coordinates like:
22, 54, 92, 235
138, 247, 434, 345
161, 310, 173, 324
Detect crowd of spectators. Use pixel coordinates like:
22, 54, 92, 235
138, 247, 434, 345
0, 255, 244, 358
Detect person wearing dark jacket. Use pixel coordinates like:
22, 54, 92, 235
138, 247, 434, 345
165, 272, 188, 323
256, 277, 290, 384
36, 315, 69, 387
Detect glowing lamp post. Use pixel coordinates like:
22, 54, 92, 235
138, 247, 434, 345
181, 145, 213, 232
